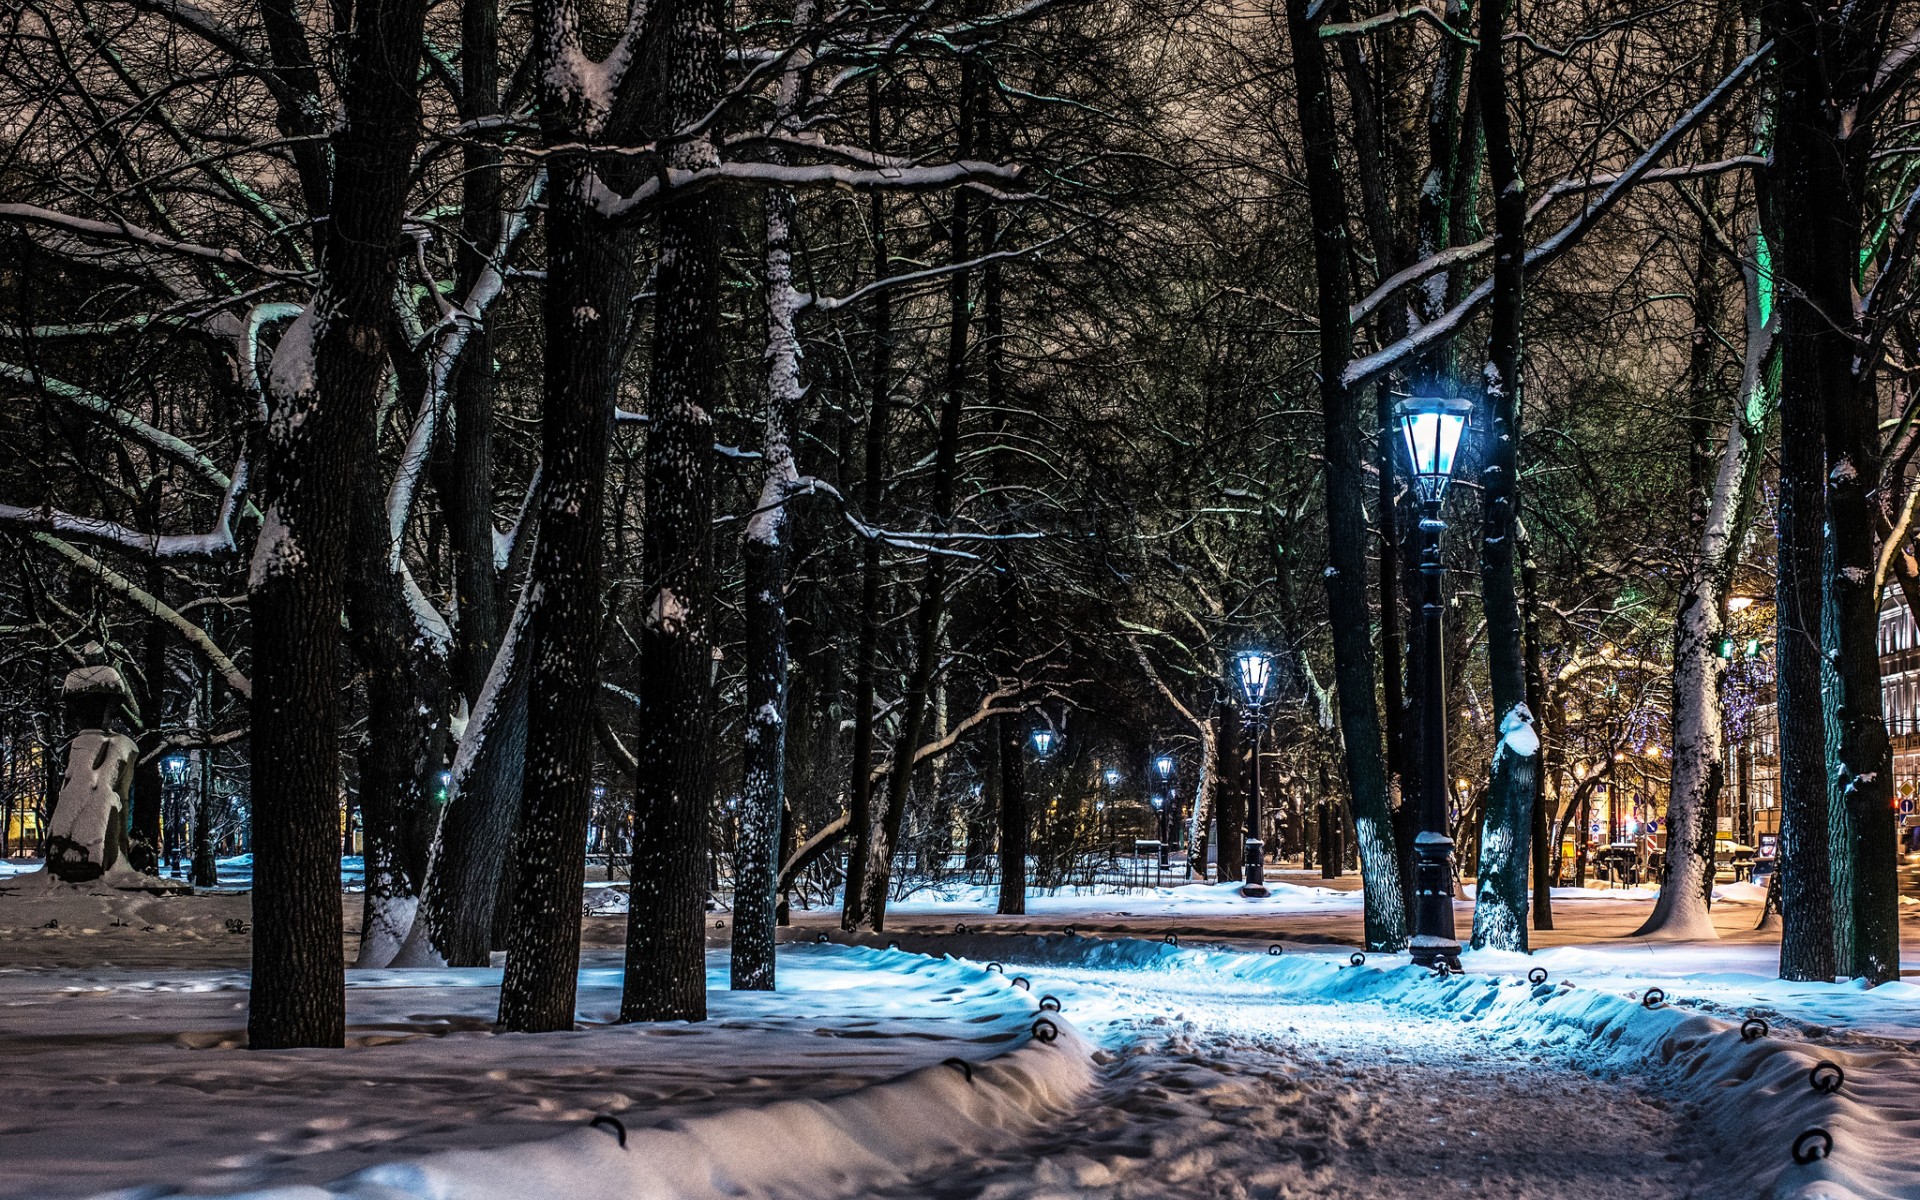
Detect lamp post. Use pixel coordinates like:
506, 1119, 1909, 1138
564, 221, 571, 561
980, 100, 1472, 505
162, 754, 188, 874
1234, 650, 1273, 898
1395, 393, 1472, 969
1153, 754, 1176, 867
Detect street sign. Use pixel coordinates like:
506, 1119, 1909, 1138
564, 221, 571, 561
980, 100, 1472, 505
1902, 798, 1915, 815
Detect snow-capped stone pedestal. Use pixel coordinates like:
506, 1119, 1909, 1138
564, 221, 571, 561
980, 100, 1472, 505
39, 650, 182, 892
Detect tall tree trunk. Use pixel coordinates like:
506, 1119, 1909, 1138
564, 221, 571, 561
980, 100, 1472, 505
1284, 0, 1406, 950
247, 0, 429, 1049
1637, 244, 1775, 940
859, 52, 979, 932
130, 538, 166, 870
1186, 709, 1219, 879
841, 80, 891, 931
345, 450, 452, 968
621, 0, 725, 1021
499, 141, 638, 1027
1215, 709, 1243, 882
995, 712, 1027, 913
1469, 0, 1535, 952
448, 0, 502, 710
1761, 0, 1890, 981
735, 14, 813, 985
1521, 544, 1553, 929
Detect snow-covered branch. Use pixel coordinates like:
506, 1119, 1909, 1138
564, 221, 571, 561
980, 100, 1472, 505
1349, 158, 1765, 331
0, 361, 240, 497
386, 172, 546, 570
0, 204, 306, 282
0, 455, 250, 560
29, 533, 251, 699
1344, 41, 1771, 387
588, 160, 1024, 222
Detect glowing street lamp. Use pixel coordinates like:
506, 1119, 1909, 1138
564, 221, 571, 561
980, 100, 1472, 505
1150, 754, 1178, 866
1394, 393, 1472, 969
1396, 395, 1472, 507
1234, 650, 1274, 898
1030, 727, 1056, 759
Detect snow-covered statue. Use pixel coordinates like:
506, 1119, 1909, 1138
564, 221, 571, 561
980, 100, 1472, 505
45, 646, 139, 883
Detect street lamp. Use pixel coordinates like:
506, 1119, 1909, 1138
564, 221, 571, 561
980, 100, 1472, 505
1234, 649, 1273, 898
1395, 393, 1472, 969
1030, 727, 1056, 759
1152, 748, 1167, 860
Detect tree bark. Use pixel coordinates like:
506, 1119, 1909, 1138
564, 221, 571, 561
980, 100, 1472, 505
395, 582, 532, 967
621, 0, 725, 1021
1761, 0, 1891, 982
995, 711, 1027, 913
447, 0, 503, 710
247, 0, 429, 1050
1284, 0, 1406, 950
1468, 0, 1535, 953
841, 80, 892, 932
1637, 242, 1774, 940
859, 51, 979, 932
734, 13, 813, 985
499, 146, 637, 1028
1215, 708, 1243, 882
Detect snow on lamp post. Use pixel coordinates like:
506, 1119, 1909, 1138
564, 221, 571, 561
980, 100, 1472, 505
1395, 393, 1472, 969
1235, 650, 1273, 898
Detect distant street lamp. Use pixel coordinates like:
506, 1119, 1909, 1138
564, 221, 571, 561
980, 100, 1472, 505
1152, 754, 1176, 866
1395, 393, 1472, 969
1234, 649, 1273, 898
1030, 727, 1056, 759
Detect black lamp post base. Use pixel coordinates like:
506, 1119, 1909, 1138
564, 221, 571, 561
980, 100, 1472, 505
1241, 838, 1267, 897
1408, 934, 1462, 968
1409, 832, 1461, 968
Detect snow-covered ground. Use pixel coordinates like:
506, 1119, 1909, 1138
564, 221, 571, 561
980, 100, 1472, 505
0, 942, 1073, 1199
897, 935, 1920, 1200
6, 871, 1920, 1199
152, 853, 368, 891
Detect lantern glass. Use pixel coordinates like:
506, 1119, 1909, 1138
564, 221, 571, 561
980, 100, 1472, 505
1153, 754, 1174, 781
1235, 650, 1272, 708
1394, 396, 1472, 504
1030, 728, 1055, 757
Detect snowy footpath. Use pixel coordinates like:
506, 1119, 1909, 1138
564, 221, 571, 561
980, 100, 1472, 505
881, 933, 1920, 1200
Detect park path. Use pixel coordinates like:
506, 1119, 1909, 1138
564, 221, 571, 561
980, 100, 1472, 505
876, 959, 1711, 1200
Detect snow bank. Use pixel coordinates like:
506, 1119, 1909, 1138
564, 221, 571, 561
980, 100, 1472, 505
205, 1027, 1092, 1200
146, 1031, 1092, 1200
76, 948, 1094, 1200
884, 878, 1358, 917
932, 933, 1917, 1200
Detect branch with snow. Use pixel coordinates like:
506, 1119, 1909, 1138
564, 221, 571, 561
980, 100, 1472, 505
1344, 41, 1771, 387
587, 160, 1025, 223
29, 533, 251, 698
